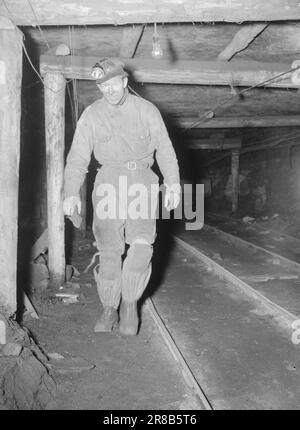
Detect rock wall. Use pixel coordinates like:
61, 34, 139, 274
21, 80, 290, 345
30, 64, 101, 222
0, 313, 56, 410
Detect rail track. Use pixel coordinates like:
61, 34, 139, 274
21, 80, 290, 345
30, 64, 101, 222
146, 297, 213, 410
144, 220, 300, 409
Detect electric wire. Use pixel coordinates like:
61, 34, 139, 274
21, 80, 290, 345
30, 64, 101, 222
22, 40, 45, 83
72, 26, 79, 123
128, 84, 142, 98
22, 41, 72, 93
129, 65, 300, 134
68, 26, 76, 129
26, 0, 50, 50
68, 26, 79, 128
182, 66, 300, 132
2, 0, 73, 94
130, 70, 300, 163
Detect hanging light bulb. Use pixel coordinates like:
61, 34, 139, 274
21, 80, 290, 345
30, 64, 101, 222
151, 23, 163, 59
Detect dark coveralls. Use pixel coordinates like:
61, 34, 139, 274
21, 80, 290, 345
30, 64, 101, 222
64, 90, 180, 308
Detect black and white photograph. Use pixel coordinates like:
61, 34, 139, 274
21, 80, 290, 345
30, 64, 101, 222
0, 0, 300, 414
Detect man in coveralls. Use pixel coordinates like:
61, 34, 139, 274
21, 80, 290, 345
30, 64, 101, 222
63, 58, 180, 335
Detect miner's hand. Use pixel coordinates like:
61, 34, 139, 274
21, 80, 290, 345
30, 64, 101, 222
164, 184, 181, 212
63, 196, 81, 217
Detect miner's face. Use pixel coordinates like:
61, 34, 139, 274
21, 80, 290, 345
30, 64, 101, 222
98, 75, 128, 105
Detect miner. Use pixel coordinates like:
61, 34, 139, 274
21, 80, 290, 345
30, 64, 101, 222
63, 58, 180, 335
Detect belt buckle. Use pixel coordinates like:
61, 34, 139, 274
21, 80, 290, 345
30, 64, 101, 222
127, 161, 137, 170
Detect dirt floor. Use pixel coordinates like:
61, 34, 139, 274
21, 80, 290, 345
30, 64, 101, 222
22, 229, 200, 410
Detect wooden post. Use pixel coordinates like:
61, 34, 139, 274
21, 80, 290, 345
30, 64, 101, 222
79, 178, 87, 238
44, 72, 66, 287
0, 18, 23, 315
231, 150, 240, 213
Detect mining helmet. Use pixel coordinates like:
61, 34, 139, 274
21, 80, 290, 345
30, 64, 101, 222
91, 58, 127, 84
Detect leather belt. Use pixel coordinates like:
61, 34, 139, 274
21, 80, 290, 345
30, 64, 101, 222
100, 160, 150, 170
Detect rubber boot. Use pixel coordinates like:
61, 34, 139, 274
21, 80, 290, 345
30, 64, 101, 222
94, 306, 119, 332
119, 301, 139, 336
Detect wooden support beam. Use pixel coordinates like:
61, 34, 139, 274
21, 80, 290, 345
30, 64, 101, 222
0, 18, 23, 315
176, 115, 300, 129
120, 25, 144, 58
231, 149, 240, 212
40, 55, 300, 89
218, 24, 269, 61
188, 137, 242, 150
1, 0, 300, 25
44, 72, 66, 287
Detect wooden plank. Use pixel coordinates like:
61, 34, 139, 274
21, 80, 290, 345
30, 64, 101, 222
188, 136, 241, 150
44, 72, 66, 287
24, 23, 300, 67
1, 0, 300, 25
76, 79, 300, 120
176, 116, 300, 129
218, 24, 269, 61
173, 235, 298, 328
40, 55, 300, 88
0, 18, 23, 315
120, 25, 144, 58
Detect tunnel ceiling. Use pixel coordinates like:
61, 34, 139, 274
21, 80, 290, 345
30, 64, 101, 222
20, 21, 300, 131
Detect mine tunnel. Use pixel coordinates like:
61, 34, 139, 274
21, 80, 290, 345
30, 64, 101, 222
0, 0, 300, 411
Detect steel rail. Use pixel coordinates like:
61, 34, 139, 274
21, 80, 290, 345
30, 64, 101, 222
146, 297, 213, 411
